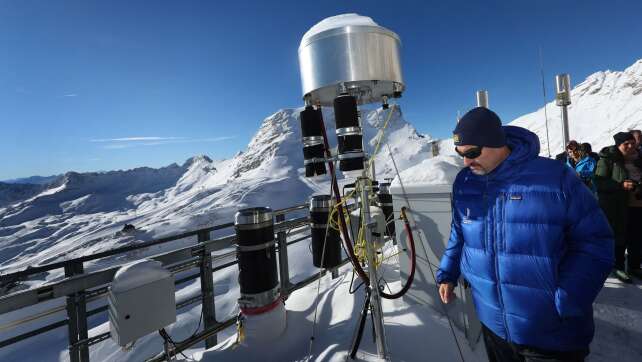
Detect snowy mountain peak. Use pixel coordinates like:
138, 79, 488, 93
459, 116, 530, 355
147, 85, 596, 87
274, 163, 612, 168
510, 58, 642, 155
183, 155, 214, 169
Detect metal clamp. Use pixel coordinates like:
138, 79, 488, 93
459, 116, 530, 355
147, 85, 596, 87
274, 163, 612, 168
336, 127, 362, 137
303, 136, 325, 147
303, 157, 327, 165
337, 152, 365, 160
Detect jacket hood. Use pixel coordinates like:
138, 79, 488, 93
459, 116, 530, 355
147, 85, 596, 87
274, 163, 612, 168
598, 145, 622, 161
503, 126, 540, 164
481, 126, 540, 178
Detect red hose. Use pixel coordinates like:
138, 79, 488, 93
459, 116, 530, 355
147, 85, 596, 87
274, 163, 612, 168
318, 110, 370, 285
380, 206, 416, 300
317, 110, 415, 297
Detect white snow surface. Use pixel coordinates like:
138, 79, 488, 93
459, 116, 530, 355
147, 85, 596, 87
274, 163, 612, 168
195, 261, 483, 362
391, 155, 463, 187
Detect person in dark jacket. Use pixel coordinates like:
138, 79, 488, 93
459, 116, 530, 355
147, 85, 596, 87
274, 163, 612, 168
595, 132, 642, 282
438, 107, 614, 362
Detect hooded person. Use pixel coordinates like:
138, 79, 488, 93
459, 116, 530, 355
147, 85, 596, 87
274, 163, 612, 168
437, 107, 614, 362
595, 131, 642, 282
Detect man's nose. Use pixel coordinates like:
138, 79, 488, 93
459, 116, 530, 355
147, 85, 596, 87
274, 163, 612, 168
463, 157, 474, 166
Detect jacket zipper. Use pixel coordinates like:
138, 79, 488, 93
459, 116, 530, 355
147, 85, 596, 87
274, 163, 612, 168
489, 177, 510, 341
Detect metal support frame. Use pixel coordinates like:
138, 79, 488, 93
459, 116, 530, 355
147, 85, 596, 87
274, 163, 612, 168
359, 176, 388, 359
64, 261, 89, 362
276, 213, 291, 296
198, 230, 217, 348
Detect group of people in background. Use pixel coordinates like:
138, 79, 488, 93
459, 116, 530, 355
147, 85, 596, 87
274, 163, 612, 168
558, 129, 642, 283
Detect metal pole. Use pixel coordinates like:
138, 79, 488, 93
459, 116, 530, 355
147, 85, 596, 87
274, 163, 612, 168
555, 74, 572, 147
476, 90, 489, 108
198, 230, 217, 348
65, 261, 89, 362
359, 176, 388, 359
75, 262, 89, 362
276, 213, 291, 296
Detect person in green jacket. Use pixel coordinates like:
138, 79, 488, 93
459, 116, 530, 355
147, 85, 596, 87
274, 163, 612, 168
595, 132, 642, 282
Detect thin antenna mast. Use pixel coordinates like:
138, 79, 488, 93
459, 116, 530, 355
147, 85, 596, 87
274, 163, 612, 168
539, 46, 552, 157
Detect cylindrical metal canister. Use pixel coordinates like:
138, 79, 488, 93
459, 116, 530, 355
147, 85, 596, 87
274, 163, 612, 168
235, 207, 279, 311
309, 195, 342, 268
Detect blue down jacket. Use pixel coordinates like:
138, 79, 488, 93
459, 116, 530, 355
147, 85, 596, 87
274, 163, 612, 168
568, 155, 597, 194
437, 126, 614, 351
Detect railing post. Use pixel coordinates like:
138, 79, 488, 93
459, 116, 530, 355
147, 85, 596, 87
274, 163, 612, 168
65, 261, 89, 362
276, 213, 291, 296
198, 230, 217, 348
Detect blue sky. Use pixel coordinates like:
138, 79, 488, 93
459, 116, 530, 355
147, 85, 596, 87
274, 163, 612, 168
2, 0, 641, 180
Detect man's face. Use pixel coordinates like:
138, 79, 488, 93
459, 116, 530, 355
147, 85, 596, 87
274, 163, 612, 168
456, 145, 501, 175
632, 131, 641, 148
618, 140, 636, 157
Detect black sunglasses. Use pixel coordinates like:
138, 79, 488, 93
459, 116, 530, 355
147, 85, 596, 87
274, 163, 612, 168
455, 146, 483, 159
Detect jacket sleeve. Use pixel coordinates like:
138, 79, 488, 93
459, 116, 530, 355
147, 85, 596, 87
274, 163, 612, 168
437, 178, 465, 285
556, 167, 614, 318
594, 157, 620, 193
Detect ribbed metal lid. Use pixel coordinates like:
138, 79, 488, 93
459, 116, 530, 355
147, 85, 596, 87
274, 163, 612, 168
235, 207, 273, 225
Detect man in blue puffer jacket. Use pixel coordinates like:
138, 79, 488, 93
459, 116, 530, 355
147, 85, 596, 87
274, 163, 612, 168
437, 107, 614, 361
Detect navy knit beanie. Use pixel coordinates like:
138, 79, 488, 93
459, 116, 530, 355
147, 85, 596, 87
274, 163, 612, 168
453, 107, 506, 147
613, 131, 634, 146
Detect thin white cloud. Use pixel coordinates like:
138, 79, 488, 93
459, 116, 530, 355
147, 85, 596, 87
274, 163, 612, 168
91, 136, 185, 143
63, 93, 78, 97
93, 135, 236, 149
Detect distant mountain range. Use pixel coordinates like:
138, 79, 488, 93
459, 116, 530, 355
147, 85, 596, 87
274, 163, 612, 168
0, 106, 433, 274
2, 175, 62, 185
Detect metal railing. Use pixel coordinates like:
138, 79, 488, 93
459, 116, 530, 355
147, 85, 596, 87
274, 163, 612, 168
0, 203, 346, 362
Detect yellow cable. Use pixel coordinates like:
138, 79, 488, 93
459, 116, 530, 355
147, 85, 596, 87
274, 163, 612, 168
366, 105, 396, 175
236, 316, 245, 345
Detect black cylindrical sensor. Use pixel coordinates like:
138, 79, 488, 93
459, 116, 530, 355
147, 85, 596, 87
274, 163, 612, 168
377, 183, 395, 238
300, 106, 327, 177
334, 94, 359, 129
309, 195, 342, 268
235, 207, 279, 311
301, 105, 324, 138
333, 94, 364, 173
